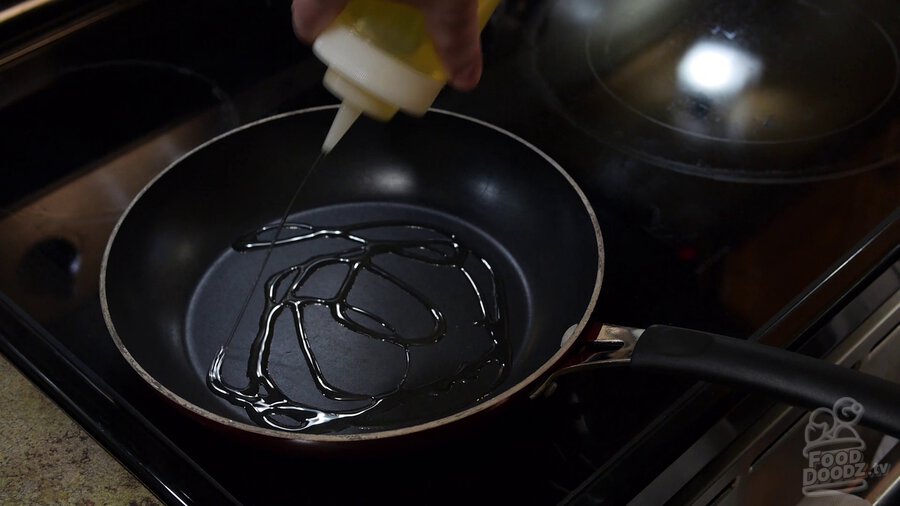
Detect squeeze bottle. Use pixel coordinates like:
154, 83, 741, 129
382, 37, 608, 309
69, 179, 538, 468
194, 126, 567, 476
313, 0, 501, 152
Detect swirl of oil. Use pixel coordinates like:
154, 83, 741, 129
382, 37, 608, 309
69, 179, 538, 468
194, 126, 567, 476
207, 222, 509, 433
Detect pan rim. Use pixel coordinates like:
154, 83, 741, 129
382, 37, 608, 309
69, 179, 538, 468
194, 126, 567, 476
100, 105, 604, 442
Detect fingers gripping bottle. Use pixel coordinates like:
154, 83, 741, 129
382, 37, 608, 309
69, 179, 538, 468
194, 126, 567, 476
313, 0, 501, 152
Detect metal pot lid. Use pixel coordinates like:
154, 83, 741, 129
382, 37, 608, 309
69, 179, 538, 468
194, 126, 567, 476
532, 0, 900, 181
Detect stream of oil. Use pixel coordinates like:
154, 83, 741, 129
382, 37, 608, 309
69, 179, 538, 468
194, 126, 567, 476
207, 221, 510, 433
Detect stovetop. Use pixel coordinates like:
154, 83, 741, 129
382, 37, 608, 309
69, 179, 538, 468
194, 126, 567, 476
0, 0, 898, 504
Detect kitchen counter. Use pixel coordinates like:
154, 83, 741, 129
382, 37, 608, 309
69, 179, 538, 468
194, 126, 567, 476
0, 353, 158, 505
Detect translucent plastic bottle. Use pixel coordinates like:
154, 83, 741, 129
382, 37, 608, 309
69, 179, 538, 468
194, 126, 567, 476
313, 0, 501, 152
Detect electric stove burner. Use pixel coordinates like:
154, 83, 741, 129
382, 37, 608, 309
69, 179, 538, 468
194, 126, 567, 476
533, 0, 900, 181
0, 59, 238, 323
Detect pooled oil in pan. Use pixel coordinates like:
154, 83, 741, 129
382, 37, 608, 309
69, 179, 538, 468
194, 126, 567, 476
207, 221, 510, 433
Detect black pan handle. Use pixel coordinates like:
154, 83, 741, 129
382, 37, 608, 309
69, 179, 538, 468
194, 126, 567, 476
631, 325, 900, 438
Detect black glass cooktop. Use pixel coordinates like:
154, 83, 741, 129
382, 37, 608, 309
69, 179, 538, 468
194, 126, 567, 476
0, 1, 898, 504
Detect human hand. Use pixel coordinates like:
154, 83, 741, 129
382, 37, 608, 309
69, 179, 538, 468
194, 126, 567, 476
292, 0, 484, 90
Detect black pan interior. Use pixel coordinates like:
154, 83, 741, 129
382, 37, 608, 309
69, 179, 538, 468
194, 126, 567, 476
103, 108, 600, 434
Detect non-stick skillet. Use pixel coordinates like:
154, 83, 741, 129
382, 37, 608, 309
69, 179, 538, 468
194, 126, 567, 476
101, 106, 900, 447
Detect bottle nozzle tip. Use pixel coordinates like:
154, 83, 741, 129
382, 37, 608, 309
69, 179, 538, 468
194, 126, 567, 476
322, 103, 362, 153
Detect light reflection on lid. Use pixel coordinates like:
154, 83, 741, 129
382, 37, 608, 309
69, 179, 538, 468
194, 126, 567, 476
677, 40, 763, 97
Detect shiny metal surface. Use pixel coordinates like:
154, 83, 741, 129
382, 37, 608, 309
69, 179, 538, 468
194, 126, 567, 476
0, 0, 138, 68
530, 325, 643, 398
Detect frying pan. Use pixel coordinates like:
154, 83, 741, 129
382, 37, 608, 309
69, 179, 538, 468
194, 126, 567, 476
101, 106, 900, 447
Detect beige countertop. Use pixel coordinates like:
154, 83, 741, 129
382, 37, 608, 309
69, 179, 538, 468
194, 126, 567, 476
0, 353, 160, 505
